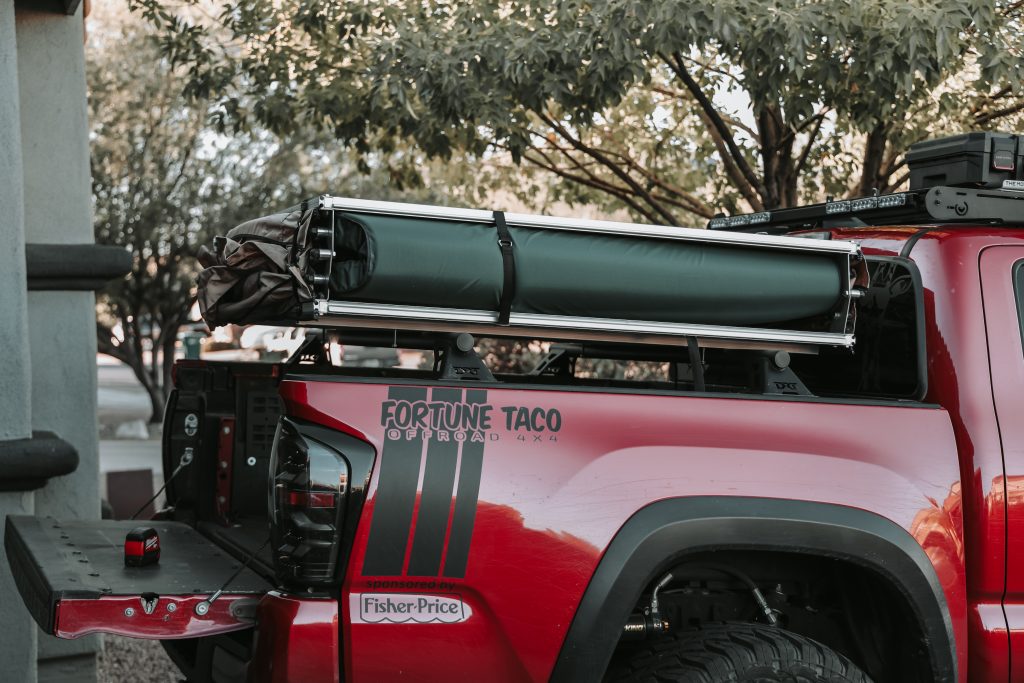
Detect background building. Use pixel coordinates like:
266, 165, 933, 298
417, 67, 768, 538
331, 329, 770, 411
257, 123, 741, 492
0, 1, 127, 681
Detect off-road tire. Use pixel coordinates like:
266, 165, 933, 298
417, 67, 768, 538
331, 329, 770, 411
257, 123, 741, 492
606, 622, 873, 683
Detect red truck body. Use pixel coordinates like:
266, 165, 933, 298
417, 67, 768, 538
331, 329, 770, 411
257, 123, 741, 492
844, 227, 1024, 681
278, 377, 963, 682
249, 225, 1024, 682
8, 223, 1024, 682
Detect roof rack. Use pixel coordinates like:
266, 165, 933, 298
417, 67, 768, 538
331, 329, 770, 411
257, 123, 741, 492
706, 184, 1024, 235
298, 196, 861, 354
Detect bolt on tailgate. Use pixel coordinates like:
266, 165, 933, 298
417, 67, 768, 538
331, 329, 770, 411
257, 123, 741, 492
4, 517, 270, 639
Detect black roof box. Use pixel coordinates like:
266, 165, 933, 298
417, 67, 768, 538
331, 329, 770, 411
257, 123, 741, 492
907, 131, 1021, 190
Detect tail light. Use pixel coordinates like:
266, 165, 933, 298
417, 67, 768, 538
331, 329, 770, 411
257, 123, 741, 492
269, 418, 373, 586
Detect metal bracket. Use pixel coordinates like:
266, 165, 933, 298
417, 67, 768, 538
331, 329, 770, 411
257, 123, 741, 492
758, 351, 812, 396
284, 330, 329, 370
436, 333, 494, 382
530, 344, 580, 378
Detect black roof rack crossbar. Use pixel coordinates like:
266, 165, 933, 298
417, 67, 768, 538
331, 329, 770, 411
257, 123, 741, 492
707, 185, 1024, 234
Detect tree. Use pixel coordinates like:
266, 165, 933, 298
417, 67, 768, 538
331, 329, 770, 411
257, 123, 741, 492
131, 0, 1024, 224
90, 5, 470, 421
90, 15, 221, 422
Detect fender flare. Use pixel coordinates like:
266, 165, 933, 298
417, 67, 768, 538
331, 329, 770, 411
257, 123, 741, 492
550, 497, 957, 682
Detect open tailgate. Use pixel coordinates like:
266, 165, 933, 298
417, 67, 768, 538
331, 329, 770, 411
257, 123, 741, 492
4, 517, 271, 639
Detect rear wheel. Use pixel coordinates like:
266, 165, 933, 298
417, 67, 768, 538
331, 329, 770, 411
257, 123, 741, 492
606, 622, 873, 683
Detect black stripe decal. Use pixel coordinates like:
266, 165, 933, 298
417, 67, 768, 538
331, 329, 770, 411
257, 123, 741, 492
361, 386, 427, 576
442, 389, 486, 579
406, 387, 463, 576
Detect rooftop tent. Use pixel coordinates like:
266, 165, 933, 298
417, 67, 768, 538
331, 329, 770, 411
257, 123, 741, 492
331, 211, 843, 326
197, 196, 863, 351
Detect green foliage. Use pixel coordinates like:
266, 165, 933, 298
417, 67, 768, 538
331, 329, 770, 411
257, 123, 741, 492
91, 18, 221, 420
91, 7, 471, 419
130, 0, 1024, 224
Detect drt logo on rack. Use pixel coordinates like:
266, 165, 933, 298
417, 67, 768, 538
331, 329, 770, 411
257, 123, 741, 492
362, 386, 490, 579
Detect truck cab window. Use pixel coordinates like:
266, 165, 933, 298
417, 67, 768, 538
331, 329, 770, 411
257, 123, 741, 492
1015, 260, 1024, 349
789, 257, 926, 401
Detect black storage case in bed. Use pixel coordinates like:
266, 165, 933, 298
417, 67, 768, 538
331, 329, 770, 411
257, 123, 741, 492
907, 131, 1022, 189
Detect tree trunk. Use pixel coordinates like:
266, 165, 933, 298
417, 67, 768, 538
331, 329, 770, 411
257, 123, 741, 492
160, 325, 180, 419
115, 350, 165, 425
756, 104, 798, 209
145, 381, 165, 425
856, 124, 890, 198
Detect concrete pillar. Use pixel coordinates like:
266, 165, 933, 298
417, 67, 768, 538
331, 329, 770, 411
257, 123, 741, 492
0, 1, 30, 439
15, 4, 99, 681
18, 2, 98, 519
0, 2, 38, 681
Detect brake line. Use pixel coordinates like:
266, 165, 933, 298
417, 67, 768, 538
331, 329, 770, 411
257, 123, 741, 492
658, 563, 779, 626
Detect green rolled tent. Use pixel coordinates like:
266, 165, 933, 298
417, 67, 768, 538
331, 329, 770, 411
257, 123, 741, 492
329, 212, 844, 327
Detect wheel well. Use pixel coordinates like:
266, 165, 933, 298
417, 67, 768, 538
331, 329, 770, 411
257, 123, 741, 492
551, 498, 955, 683
611, 550, 931, 683
552, 497, 958, 683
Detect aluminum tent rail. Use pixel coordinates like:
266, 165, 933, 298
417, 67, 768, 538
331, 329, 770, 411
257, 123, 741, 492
302, 196, 862, 353
309, 300, 855, 353
317, 196, 861, 256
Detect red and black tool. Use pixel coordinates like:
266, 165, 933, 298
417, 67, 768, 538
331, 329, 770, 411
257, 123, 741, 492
124, 527, 160, 567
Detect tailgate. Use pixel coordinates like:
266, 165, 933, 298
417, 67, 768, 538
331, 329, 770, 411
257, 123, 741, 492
4, 517, 271, 639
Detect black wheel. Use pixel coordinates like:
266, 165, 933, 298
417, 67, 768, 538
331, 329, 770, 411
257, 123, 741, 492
606, 622, 873, 683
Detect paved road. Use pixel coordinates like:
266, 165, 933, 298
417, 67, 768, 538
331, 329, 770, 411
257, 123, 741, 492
97, 356, 164, 508
97, 357, 152, 424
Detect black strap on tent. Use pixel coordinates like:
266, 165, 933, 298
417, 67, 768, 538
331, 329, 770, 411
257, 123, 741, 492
493, 211, 516, 325
687, 336, 706, 392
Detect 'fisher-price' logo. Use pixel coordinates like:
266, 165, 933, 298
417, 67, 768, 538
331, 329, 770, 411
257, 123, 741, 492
350, 593, 472, 625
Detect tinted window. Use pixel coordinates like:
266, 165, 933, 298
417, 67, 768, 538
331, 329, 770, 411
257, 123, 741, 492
790, 257, 925, 400
1015, 260, 1024, 347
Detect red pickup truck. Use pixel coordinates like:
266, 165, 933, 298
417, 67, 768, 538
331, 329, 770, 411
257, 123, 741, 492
7, 146, 1024, 682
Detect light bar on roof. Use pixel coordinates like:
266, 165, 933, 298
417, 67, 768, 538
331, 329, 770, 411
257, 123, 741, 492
877, 192, 907, 208
707, 191, 910, 230
825, 200, 851, 214
706, 211, 770, 230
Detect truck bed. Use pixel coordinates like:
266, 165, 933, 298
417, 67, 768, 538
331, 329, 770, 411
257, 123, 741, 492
279, 371, 964, 682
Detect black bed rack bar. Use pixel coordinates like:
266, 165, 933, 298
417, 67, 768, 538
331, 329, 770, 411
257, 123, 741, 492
707, 185, 1024, 234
